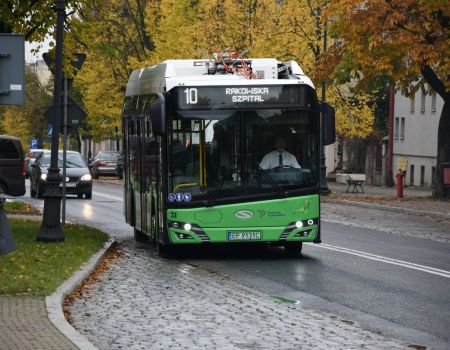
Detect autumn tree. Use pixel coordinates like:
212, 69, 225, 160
324, 0, 450, 197
67, 0, 154, 141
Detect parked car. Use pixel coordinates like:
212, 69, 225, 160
30, 150, 92, 199
90, 151, 121, 179
25, 149, 45, 178
0, 135, 26, 196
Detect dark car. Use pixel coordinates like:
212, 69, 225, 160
30, 150, 92, 199
90, 151, 121, 179
0, 135, 26, 196
25, 148, 45, 178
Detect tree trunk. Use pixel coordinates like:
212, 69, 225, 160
421, 66, 449, 199
432, 97, 450, 198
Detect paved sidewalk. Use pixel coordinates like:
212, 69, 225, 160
0, 296, 77, 350
326, 182, 450, 218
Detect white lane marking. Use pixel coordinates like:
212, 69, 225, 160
92, 192, 123, 202
306, 243, 450, 279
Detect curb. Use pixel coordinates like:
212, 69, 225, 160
46, 238, 116, 350
323, 198, 450, 220
93, 179, 122, 187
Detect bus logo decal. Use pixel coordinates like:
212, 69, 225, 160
234, 210, 254, 219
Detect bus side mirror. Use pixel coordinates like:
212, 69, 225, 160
322, 102, 336, 146
151, 93, 166, 134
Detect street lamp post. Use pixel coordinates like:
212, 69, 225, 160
320, 22, 330, 195
37, 0, 65, 242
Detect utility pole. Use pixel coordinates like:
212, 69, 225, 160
37, 0, 65, 242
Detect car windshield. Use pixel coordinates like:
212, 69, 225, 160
41, 153, 86, 168
98, 152, 120, 160
168, 108, 318, 205
30, 151, 43, 158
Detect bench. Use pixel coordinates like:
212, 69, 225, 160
345, 175, 366, 193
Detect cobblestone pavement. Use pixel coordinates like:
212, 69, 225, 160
69, 240, 408, 350
323, 182, 450, 243
322, 201, 450, 243
327, 182, 450, 215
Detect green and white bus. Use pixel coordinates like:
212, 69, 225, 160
122, 57, 335, 256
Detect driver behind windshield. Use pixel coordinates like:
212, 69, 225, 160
260, 136, 301, 170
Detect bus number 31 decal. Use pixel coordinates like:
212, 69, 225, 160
184, 88, 198, 104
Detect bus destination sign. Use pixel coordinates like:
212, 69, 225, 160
176, 85, 311, 110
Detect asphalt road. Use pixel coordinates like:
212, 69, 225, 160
24, 180, 450, 349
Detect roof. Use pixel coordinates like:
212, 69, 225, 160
125, 59, 315, 97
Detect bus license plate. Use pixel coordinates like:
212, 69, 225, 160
227, 231, 261, 241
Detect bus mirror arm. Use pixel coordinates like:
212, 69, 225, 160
322, 102, 336, 146
151, 93, 166, 134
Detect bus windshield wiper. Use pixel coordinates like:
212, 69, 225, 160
256, 164, 286, 197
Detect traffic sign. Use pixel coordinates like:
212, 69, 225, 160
29, 138, 40, 149
44, 96, 87, 127
0, 34, 25, 106
43, 52, 86, 91
47, 124, 53, 136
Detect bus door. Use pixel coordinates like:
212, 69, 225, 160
129, 115, 143, 231
142, 117, 153, 235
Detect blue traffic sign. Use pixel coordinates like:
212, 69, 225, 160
29, 138, 39, 149
48, 124, 53, 136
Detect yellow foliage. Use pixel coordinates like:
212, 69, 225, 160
69, 0, 374, 141
327, 85, 375, 138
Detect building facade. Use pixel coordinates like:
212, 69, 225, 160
393, 87, 444, 187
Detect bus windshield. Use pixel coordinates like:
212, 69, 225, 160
168, 108, 318, 205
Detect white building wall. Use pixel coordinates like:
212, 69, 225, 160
393, 87, 443, 186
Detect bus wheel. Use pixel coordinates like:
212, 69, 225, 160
284, 242, 303, 257
156, 242, 174, 257
134, 228, 148, 242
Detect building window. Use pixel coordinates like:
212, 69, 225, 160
420, 165, 425, 186
410, 96, 415, 113
410, 164, 414, 186
432, 166, 436, 186
400, 117, 405, 140
431, 92, 436, 113
394, 117, 399, 140
420, 88, 426, 113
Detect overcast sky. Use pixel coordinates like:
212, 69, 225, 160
25, 39, 51, 63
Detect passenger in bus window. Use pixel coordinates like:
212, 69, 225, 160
259, 136, 301, 170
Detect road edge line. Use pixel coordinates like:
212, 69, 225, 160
46, 237, 116, 350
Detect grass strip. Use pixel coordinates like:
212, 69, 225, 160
0, 219, 108, 296
4, 201, 40, 215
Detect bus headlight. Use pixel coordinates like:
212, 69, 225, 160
40, 173, 47, 181
307, 219, 314, 226
295, 221, 303, 228
183, 223, 192, 231
81, 174, 92, 181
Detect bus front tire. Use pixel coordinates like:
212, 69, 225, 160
134, 228, 148, 242
284, 242, 303, 257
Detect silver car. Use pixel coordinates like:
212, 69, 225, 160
25, 149, 46, 178
90, 151, 121, 179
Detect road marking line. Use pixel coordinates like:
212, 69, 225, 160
92, 192, 123, 201
306, 243, 450, 279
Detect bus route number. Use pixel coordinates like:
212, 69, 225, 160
184, 88, 198, 104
